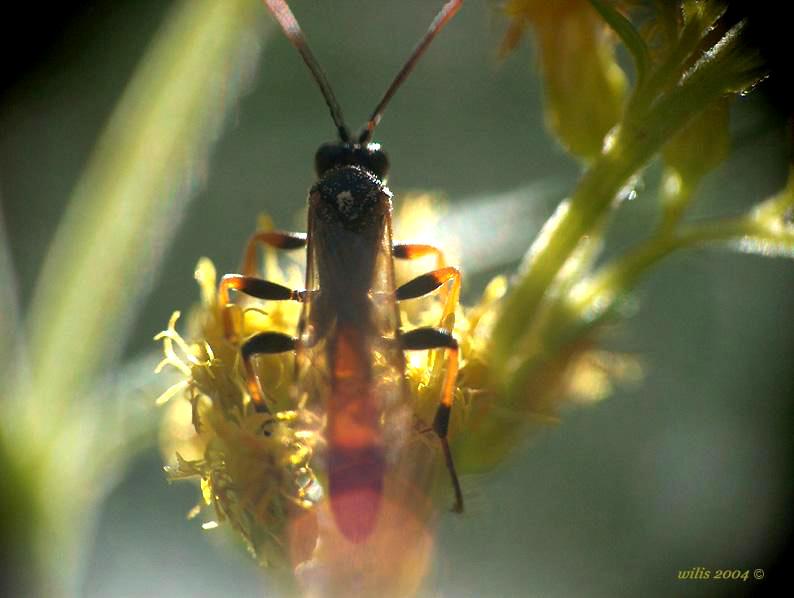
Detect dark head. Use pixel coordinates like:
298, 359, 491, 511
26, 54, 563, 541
314, 142, 389, 179
263, 0, 462, 183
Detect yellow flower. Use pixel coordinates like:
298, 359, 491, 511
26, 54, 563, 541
154, 203, 473, 592
155, 258, 321, 570
155, 198, 635, 593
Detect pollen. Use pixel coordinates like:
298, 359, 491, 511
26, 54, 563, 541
155, 249, 322, 568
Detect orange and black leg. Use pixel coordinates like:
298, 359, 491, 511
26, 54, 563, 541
241, 230, 307, 276
396, 256, 463, 509
218, 274, 305, 338
230, 230, 307, 406
217, 274, 305, 408
393, 242, 446, 270
400, 327, 463, 513
241, 331, 297, 409
395, 265, 461, 328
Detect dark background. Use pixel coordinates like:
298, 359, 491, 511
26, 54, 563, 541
1, 1, 791, 596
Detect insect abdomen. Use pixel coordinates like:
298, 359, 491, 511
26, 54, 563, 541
326, 324, 384, 542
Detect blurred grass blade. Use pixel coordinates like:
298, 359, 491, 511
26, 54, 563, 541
84, 352, 175, 479
6, 1, 272, 595
29, 351, 176, 598
20, 0, 266, 423
0, 201, 27, 398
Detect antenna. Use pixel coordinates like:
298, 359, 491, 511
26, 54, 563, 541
263, 0, 351, 142
359, 0, 463, 143
264, 0, 463, 145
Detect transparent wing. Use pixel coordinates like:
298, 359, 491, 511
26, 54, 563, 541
297, 196, 405, 428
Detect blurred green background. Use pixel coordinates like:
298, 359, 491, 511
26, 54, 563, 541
1, 1, 791, 596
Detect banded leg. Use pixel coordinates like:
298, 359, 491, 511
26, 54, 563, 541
401, 327, 463, 513
218, 274, 305, 339
396, 266, 461, 328
393, 242, 446, 270
241, 230, 307, 276
241, 331, 297, 408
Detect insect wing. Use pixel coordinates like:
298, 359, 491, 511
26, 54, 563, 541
297, 194, 410, 530
291, 199, 438, 596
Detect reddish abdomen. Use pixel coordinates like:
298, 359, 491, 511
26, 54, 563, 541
327, 325, 384, 542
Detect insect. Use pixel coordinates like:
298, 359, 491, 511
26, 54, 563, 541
218, 0, 464, 543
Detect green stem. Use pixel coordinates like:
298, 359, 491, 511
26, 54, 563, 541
500, 216, 773, 405
570, 217, 768, 319
490, 19, 764, 398
659, 169, 695, 235
628, 1, 726, 115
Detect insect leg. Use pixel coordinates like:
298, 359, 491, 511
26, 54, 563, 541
241, 331, 297, 409
395, 266, 461, 328
400, 327, 463, 513
241, 230, 307, 276
218, 274, 306, 339
393, 242, 446, 270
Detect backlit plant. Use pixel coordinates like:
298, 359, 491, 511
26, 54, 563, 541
155, 2, 786, 597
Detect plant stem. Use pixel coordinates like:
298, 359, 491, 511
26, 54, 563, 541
570, 218, 760, 317
490, 20, 765, 399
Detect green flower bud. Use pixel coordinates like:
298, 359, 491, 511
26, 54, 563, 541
503, 0, 628, 160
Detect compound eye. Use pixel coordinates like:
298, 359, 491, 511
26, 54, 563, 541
366, 145, 389, 179
315, 142, 341, 176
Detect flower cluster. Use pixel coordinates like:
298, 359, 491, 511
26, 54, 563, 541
156, 258, 320, 570
155, 192, 630, 595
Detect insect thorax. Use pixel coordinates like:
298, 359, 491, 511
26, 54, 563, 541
310, 165, 392, 231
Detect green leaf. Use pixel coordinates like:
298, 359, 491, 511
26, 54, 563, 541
0, 207, 25, 400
